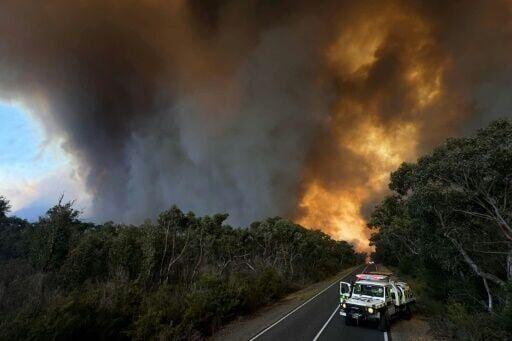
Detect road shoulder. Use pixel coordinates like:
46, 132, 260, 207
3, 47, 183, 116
390, 315, 434, 341
382, 265, 436, 341
209, 265, 361, 341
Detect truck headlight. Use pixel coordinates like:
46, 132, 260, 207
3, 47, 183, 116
342, 303, 347, 308
368, 307, 374, 314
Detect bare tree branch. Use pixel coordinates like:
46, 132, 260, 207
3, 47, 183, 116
434, 207, 506, 287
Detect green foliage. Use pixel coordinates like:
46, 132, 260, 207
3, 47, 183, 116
437, 301, 509, 340
0, 216, 30, 260
28, 199, 88, 272
0, 196, 361, 340
370, 119, 512, 338
133, 284, 186, 339
59, 231, 110, 288
108, 225, 143, 280
3, 283, 142, 340
184, 274, 242, 334
0, 196, 11, 219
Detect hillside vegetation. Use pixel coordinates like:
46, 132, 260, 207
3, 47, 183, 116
0, 198, 362, 340
369, 119, 512, 340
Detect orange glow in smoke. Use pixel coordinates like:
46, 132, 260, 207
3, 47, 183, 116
298, 120, 418, 252
298, 184, 368, 250
297, 5, 440, 251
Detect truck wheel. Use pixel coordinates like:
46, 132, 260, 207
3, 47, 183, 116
345, 317, 353, 326
403, 304, 412, 320
378, 310, 389, 332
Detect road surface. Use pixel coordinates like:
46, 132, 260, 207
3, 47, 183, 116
249, 263, 387, 341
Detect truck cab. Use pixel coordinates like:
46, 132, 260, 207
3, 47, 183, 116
339, 273, 414, 331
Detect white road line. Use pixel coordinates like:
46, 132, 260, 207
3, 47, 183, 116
312, 305, 339, 341
248, 266, 362, 340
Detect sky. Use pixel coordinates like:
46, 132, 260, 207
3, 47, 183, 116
0, 101, 90, 221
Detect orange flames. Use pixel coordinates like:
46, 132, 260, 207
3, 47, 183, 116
297, 4, 444, 252
298, 120, 418, 252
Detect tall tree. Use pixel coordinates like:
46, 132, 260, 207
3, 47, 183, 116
370, 119, 512, 312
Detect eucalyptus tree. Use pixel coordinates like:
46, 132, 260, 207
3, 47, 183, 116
370, 119, 512, 312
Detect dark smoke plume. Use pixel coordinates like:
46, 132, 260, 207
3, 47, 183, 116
1, 0, 511, 247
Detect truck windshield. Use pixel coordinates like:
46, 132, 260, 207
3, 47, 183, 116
352, 284, 384, 297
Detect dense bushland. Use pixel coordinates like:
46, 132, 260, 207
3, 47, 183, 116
0, 199, 362, 340
369, 119, 512, 340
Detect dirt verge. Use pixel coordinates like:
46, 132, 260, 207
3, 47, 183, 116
381, 265, 436, 341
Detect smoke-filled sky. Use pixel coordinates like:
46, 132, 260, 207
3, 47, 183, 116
1, 0, 511, 250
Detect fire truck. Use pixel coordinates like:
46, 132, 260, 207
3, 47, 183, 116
339, 273, 415, 331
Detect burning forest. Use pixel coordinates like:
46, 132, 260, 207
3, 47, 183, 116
1, 0, 512, 251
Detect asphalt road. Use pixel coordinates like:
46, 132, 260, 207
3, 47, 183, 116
250, 263, 387, 341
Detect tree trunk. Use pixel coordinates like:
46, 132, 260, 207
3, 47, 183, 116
482, 277, 493, 312
434, 208, 506, 287
444, 232, 505, 287
159, 222, 170, 280
507, 248, 512, 281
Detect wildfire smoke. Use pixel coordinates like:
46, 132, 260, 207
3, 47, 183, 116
0, 0, 511, 251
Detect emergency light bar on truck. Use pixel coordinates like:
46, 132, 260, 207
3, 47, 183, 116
355, 274, 389, 281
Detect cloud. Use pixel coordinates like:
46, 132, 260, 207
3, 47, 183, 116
4, 166, 91, 221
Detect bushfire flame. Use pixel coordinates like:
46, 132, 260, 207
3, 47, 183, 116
297, 5, 442, 251
298, 120, 418, 252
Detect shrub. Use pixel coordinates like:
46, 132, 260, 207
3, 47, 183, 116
0, 198, 362, 340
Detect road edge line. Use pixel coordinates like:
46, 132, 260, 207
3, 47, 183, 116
312, 305, 340, 341
248, 264, 363, 341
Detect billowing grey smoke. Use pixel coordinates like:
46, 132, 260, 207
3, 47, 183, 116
0, 0, 512, 235
123, 22, 332, 224
0, 0, 336, 224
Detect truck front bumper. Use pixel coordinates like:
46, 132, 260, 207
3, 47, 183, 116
340, 306, 380, 321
